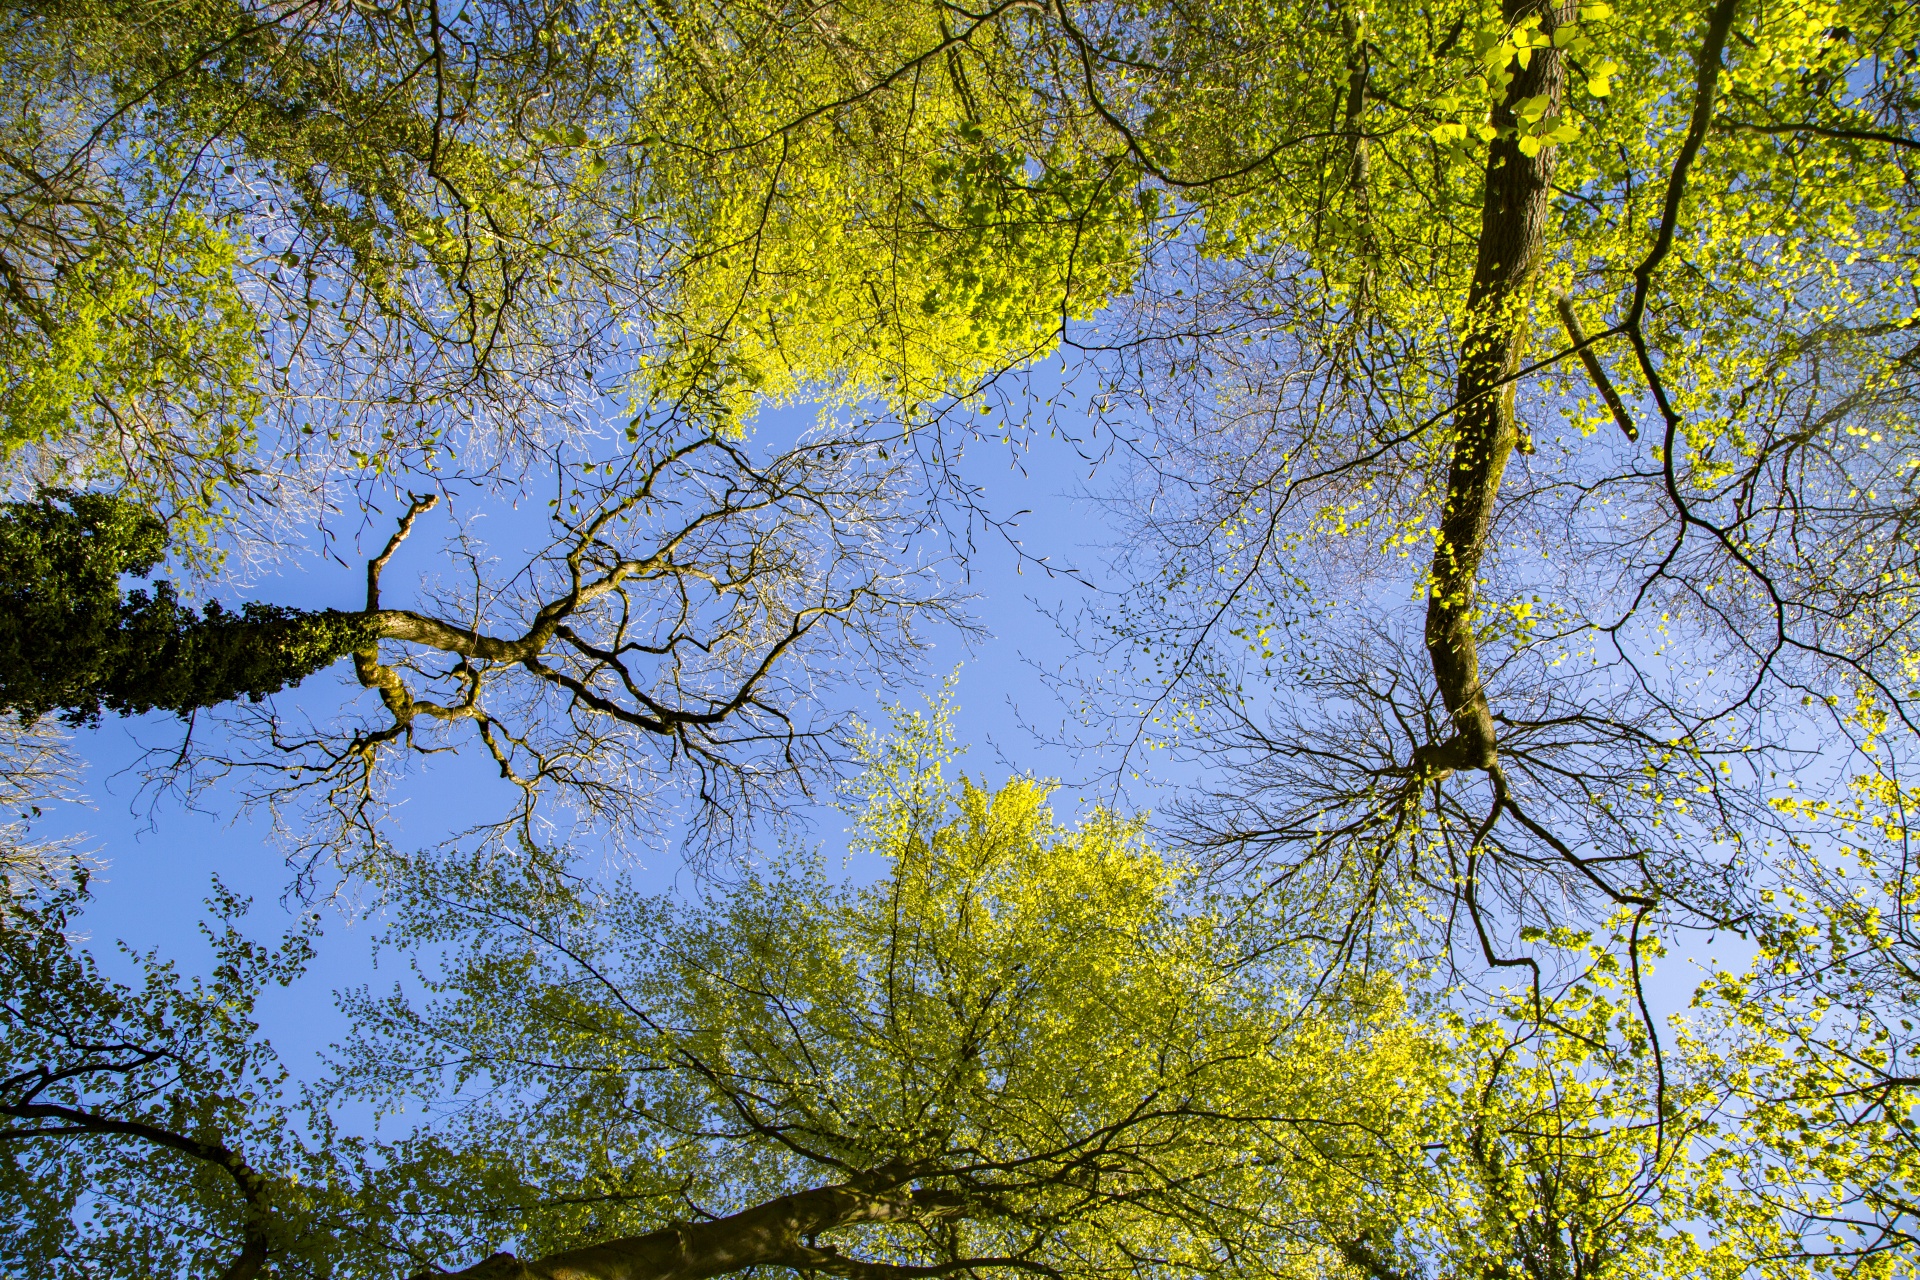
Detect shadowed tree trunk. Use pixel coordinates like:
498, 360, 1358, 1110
1419, 0, 1575, 778
416, 1178, 979, 1280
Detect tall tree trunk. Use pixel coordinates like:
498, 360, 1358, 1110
1420, 0, 1574, 775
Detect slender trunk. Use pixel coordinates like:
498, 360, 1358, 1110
1420, 0, 1574, 773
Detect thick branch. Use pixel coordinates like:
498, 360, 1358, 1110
416, 1180, 972, 1280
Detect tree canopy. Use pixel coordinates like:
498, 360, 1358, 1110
1045, 0, 1920, 961
5, 0, 1920, 1275
3, 718, 1874, 1280
2, 0, 1141, 534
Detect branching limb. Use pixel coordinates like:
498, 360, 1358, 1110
170, 429, 964, 862
415, 1176, 991, 1280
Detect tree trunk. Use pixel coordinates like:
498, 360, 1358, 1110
1420, 0, 1575, 774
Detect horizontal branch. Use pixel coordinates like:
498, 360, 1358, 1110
417, 1180, 978, 1280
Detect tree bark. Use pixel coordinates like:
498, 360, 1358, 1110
416, 1179, 967, 1280
1420, 0, 1575, 775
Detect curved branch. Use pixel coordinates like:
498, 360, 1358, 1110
416, 1177, 987, 1280
0, 1098, 273, 1280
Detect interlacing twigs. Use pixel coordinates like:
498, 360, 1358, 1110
145, 428, 960, 865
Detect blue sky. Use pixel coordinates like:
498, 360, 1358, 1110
37, 371, 1155, 1089
25, 357, 1762, 1115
